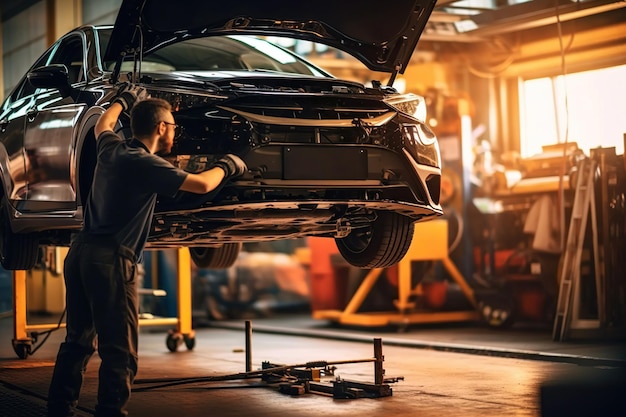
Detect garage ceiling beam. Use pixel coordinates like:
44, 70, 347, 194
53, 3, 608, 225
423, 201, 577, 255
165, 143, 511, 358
468, 0, 626, 37
424, 0, 626, 42
45, 0, 82, 45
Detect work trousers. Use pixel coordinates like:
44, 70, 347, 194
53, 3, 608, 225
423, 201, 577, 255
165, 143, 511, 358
47, 235, 139, 417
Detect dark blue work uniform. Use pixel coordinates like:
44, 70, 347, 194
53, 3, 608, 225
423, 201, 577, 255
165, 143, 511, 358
47, 130, 187, 417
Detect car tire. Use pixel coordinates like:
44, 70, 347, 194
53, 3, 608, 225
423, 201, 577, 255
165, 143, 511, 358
0, 200, 39, 270
336, 211, 414, 269
189, 243, 242, 269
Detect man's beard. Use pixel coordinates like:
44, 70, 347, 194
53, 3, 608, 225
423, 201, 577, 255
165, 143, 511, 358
156, 136, 172, 156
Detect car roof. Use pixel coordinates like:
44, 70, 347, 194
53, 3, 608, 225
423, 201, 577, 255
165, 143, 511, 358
104, 0, 436, 79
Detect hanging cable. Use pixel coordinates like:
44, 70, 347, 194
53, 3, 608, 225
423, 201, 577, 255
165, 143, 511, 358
554, 0, 578, 251
29, 308, 66, 356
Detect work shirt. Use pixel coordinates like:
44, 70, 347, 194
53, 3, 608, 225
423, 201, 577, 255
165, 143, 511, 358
83, 130, 188, 261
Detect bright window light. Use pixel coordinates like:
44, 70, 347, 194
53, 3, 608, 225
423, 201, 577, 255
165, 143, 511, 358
520, 64, 626, 158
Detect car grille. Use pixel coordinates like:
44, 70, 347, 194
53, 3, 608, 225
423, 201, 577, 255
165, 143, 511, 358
222, 103, 390, 120
220, 104, 397, 146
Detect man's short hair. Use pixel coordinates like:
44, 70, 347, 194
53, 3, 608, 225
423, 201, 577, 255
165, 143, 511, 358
130, 98, 172, 138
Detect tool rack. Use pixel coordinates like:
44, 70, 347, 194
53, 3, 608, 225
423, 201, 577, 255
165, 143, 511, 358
11, 247, 195, 359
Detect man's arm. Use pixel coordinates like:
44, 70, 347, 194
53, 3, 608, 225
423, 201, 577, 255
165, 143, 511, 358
178, 154, 247, 194
179, 167, 226, 194
94, 102, 124, 138
95, 84, 148, 138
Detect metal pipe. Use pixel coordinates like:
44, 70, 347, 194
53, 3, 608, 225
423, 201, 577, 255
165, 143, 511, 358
374, 338, 384, 385
245, 320, 252, 373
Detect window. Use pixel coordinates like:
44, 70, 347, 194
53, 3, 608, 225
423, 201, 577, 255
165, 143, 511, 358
9, 48, 53, 103
520, 65, 626, 158
48, 35, 86, 85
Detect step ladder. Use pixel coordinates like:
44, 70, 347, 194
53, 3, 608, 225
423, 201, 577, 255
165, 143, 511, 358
552, 158, 604, 341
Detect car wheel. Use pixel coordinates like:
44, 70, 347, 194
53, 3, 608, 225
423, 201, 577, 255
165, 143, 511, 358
0, 200, 39, 270
336, 211, 414, 269
216, 267, 259, 319
189, 243, 242, 269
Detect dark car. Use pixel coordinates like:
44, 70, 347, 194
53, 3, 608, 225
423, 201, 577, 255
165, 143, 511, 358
0, 0, 441, 271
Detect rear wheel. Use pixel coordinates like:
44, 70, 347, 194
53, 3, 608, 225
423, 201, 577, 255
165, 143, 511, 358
0, 199, 39, 270
189, 243, 242, 269
336, 211, 414, 269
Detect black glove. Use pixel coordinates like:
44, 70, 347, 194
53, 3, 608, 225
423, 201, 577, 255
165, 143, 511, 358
214, 154, 247, 178
113, 83, 149, 111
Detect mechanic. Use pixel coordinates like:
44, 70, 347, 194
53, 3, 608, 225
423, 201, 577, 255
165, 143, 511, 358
46, 84, 247, 417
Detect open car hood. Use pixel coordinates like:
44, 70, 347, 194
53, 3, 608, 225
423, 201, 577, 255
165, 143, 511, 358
104, 0, 436, 80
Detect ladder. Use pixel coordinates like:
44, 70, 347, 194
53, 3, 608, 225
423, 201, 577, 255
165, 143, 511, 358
552, 158, 603, 341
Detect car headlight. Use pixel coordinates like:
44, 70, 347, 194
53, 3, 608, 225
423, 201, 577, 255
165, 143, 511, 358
402, 124, 441, 168
384, 93, 427, 123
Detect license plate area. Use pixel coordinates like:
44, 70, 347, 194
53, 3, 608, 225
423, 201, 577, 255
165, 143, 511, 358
283, 147, 367, 180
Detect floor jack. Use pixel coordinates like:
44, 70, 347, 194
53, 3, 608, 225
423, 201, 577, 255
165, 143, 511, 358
133, 321, 402, 399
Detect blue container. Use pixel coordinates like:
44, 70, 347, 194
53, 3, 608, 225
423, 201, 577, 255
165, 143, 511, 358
0, 267, 12, 313
141, 251, 178, 318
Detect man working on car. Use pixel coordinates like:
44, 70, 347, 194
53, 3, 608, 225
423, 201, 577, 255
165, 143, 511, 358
46, 84, 246, 417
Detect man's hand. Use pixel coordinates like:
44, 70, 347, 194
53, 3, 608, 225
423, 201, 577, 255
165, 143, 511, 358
214, 154, 248, 178
113, 83, 149, 111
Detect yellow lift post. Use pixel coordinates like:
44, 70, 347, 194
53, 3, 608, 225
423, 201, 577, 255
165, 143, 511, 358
312, 219, 479, 327
11, 247, 194, 359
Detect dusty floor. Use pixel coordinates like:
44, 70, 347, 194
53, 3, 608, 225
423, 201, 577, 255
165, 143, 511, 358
1, 311, 625, 417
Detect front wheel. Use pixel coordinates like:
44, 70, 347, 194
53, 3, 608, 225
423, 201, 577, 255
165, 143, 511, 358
189, 243, 242, 269
0, 199, 39, 270
336, 211, 414, 269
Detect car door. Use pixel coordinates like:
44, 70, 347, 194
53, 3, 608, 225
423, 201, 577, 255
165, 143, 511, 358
0, 47, 53, 206
22, 33, 88, 213
0, 93, 33, 202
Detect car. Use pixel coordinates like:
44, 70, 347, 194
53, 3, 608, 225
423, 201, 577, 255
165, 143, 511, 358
0, 0, 442, 271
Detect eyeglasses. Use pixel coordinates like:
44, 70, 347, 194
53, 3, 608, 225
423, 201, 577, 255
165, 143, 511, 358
161, 121, 183, 139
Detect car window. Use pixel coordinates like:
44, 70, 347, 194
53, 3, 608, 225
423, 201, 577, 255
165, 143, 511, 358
96, 27, 112, 70
9, 48, 54, 103
101, 34, 328, 77
48, 34, 86, 85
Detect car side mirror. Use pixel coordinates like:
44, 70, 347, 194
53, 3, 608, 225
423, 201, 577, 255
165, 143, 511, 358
27, 64, 72, 99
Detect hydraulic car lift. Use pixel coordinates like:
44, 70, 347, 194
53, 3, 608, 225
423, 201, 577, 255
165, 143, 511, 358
313, 219, 480, 327
11, 247, 195, 359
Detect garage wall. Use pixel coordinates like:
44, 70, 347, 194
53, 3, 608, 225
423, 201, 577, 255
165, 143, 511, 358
1, 0, 122, 99
1, 2, 47, 98
419, 8, 626, 155
83, 0, 122, 25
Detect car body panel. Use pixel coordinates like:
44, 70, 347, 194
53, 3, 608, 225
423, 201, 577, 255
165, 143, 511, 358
23, 98, 84, 208
0, 95, 31, 202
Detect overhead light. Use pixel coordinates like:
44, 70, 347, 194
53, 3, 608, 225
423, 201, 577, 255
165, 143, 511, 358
454, 19, 479, 32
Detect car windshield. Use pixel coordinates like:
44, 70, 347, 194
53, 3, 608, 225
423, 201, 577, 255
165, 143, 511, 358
97, 28, 329, 77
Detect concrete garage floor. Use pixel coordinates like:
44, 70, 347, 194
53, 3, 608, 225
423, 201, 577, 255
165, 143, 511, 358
1, 313, 625, 417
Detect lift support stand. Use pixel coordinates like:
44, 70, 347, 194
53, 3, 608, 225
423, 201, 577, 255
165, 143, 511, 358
313, 219, 479, 327
12, 247, 194, 359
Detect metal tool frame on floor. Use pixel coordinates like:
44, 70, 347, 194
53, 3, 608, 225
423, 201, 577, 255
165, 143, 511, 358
313, 219, 480, 327
133, 321, 401, 399
11, 247, 194, 359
